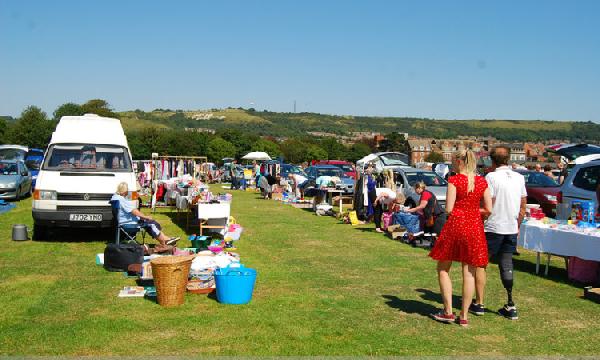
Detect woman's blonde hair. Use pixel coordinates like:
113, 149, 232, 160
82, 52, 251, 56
116, 182, 129, 195
395, 191, 406, 205
453, 149, 477, 192
414, 181, 427, 191
383, 169, 396, 191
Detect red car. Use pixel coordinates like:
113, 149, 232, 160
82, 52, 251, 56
316, 160, 357, 179
516, 170, 560, 217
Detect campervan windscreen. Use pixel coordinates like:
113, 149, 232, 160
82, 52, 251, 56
42, 144, 132, 172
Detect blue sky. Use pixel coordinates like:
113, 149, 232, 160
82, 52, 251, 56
1, 0, 599, 121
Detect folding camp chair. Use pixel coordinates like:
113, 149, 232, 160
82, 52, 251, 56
109, 200, 146, 244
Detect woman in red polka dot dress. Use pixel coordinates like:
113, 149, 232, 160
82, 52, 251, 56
429, 149, 492, 327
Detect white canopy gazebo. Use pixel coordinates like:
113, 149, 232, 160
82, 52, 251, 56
242, 151, 272, 161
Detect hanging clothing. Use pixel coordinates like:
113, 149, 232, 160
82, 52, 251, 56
353, 175, 367, 220
366, 174, 377, 217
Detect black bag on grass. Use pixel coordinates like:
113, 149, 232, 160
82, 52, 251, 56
104, 242, 143, 272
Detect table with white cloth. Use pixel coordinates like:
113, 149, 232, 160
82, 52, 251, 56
325, 189, 344, 213
518, 222, 600, 275
197, 202, 231, 236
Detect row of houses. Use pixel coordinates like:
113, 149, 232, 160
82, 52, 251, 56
407, 137, 559, 165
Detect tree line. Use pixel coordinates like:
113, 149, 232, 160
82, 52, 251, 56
1, 101, 410, 164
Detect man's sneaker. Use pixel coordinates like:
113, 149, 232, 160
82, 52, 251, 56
498, 304, 518, 320
430, 310, 456, 323
469, 302, 485, 316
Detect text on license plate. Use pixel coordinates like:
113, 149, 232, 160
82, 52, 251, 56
69, 214, 102, 222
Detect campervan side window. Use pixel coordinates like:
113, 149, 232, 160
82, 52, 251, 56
42, 144, 132, 172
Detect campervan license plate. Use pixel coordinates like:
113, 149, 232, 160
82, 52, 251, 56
69, 214, 102, 222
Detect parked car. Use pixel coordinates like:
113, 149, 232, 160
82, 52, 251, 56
546, 143, 600, 164
356, 152, 411, 173
557, 159, 600, 219
304, 165, 354, 194
0, 145, 29, 161
24, 148, 44, 189
0, 160, 32, 200
281, 164, 306, 178
516, 170, 561, 217
392, 167, 447, 208
316, 160, 356, 179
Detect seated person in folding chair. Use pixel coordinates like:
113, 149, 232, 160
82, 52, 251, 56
111, 182, 179, 246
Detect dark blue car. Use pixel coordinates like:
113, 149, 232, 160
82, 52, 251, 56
24, 148, 44, 189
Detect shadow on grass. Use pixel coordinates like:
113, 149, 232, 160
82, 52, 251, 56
382, 295, 438, 317
33, 227, 113, 243
354, 227, 378, 233
510, 256, 571, 286
163, 211, 198, 237
416, 288, 462, 309
383, 287, 469, 317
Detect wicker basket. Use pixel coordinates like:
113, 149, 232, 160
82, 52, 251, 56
150, 255, 195, 307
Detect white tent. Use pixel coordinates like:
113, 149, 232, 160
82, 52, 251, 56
356, 153, 384, 173
242, 151, 272, 161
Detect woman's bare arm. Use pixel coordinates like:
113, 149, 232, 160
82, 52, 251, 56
445, 183, 457, 214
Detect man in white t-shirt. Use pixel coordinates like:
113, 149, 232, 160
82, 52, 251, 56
288, 173, 308, 198
470, 146, 527, 320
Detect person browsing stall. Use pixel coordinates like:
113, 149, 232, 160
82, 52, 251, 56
405, 182, 446, 236
471, 145, 527, 321
373, 187, 396, 233
428, 149, 493, 327
543, 165, 554, 179
111, 182, 179, 246
288, 172, 308, 198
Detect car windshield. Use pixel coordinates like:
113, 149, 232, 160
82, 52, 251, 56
0, 148, 27, 161
334, 164, 353, 172
522, 172, 559, 187
25, 150, 44, 170
379, 153, 408, 166
404, 172, 448, 186
284, 165, 305, 176
43, 144, 132, 172
25, 159, 42, 170
0, 162, 19, 175
316, 168, 343, 177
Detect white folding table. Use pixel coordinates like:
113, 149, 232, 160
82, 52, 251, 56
518, 222, 600, 275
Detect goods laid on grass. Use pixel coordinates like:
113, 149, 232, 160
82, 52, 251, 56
97, 193, 256, 307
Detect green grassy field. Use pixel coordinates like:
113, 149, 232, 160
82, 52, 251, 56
1, 190, 598, 356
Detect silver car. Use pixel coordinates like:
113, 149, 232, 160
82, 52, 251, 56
0, 160, 32, 200
557, 159, 599, 219
392, 167, 447, 209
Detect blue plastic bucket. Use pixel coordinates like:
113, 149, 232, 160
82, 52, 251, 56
214, 264, 257, 304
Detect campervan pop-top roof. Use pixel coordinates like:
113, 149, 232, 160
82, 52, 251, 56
50, 114, 128, 147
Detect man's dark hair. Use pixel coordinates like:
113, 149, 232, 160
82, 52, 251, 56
490, 146, 510, 166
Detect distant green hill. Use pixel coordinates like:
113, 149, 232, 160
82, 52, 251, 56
118, 108, 600, 143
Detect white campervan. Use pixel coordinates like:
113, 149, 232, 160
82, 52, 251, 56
32, 114, 137, 239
